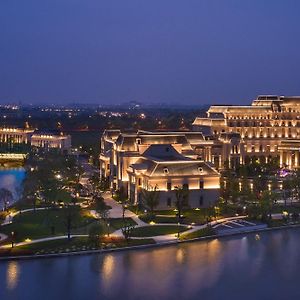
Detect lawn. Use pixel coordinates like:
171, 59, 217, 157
139, 209, 213, 225
1, 207, 138, 243
1, 207, 96, 242
180, 227, 216, 240
0, 236, 156, 257
108, 218, 137, 230
130, 225, 188, 237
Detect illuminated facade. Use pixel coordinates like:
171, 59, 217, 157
100, 130, 220, 208
0, 127, 71, 152
30, 130, 71, 152
0, 127, 34, 144
193, 95, 300, 169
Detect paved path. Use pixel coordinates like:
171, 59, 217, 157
110, 215, 249, 243
0, 234, 89, 249
102, 192, 147, 226
1, 207, 50, 226
0, 190, 289, 247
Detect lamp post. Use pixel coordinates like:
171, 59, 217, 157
107, 222, 110, 237
11, 231, 15, 248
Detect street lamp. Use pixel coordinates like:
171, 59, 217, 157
107, 222, 110, 237
11, 231, 15, 248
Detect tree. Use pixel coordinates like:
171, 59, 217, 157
220, 169, 240, 211
141, 185, 159, 220
99, 176, 109, 192
89, 223, 105, 247
94, 195, 111, 235
121, 222, 135, 244
174, 185, 189, 237
0, 188, 13, 211
88, 172, 99, 195
115, 187, 128, 221
63, 205, 76, 240
259, 190, 277, 222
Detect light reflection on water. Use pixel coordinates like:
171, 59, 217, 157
6, 261, 20, 290
2, 228, 300, 299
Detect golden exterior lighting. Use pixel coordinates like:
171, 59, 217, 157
7, 261, 19, 290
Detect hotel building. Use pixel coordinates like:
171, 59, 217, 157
100, 130, 220, 209
193, 95, 300, 169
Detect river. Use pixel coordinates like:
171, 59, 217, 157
1, 228, 300, 300
0, 168, 25, 210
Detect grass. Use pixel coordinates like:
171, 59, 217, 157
0, 236, 156, 257
271, 205, 300, 214
180, 227, 216, 240
108, 218, 137, 230
130, 225, 188, 237
139, 209, 213, 225
1, 207, 96, 242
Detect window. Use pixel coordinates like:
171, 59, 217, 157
167, 182, 171, 190
199, 195, 204, 206
199, 180, 204, 189
167, 198, 171, 207
163, 167, 169, 174
138, 178, 142, 186
136, 138, 141, 145
198, 167, 203, 173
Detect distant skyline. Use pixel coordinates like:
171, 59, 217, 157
1, 0, 300, 105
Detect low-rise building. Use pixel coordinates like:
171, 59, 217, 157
127, 144, 220, 209
100, 130, 220, 208
0, 127, 34, 144
30, 130, 71, 152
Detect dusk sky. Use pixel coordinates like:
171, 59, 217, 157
1, 0, 300, 105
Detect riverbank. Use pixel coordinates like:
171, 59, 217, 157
1, 221, 300, 261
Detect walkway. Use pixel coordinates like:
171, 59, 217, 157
102, 192, 147, 226
0, 234, 88, 249
1, 207, 50, 226
0, 191, 290, 248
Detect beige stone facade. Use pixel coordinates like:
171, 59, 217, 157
193, 95, 300, 169
0, 127, 71, 152
0, 127, 34, 144
30, 130, 71, 152
100, 130, 220, 209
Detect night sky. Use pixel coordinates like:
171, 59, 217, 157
1, 0, 300, 105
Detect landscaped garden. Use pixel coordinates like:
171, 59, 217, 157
0, 236, 156, 257
130, 225, 188, 237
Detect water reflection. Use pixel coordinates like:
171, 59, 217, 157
2, 229, 300, 300
6, 261, 19, 290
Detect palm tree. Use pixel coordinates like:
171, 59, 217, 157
141, 185, 159, 220
0, 188, 13, 211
